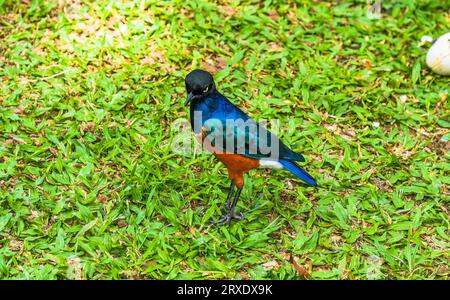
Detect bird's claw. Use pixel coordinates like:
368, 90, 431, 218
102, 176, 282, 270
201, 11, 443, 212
209, 214, 231, 226
232, 211, 246, 220
210, 211, 246, 226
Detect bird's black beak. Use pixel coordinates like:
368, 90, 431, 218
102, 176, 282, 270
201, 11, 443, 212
185, 93, 196, 106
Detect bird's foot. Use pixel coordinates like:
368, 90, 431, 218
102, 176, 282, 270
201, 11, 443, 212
210, 211, 246, 226
209, 214, 231, 226
232, 211, 246, 220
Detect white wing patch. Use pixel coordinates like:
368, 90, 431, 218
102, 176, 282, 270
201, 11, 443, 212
259, 160, 283, 169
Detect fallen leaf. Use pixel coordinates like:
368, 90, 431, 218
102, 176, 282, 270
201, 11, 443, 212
9, 135, 26, 144
289, 254, 310, 279
268, 42, 283, 52
262, 260, 280, 270
268, 10, 279, 20
117, 219, 127, 228
189, 227, 195, 235
221, 5, 236, 18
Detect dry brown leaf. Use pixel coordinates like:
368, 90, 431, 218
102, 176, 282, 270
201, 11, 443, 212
268, 10, 279, 20
268, 42, 283, 52
324, 123, 355, 141
117, 219, 127, 228
202, 56, 227, 73
49, 147, 58, 156
10, 135, 26, 144
289, 254, 310, 279
391, 144, 415, 159
287, 11, 298, 24
9, 239, 24, 251
361, 58, 373, 69
140, 46, 166, 66
3, 139, 14, 147
262, 260, 280, 270
221, 5, 236, 18
189, 227, 195, 235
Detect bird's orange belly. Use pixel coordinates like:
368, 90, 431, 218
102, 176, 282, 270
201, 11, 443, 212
214, 153, 260, 173
196, 127, 259, 188
214, 153, 260, 188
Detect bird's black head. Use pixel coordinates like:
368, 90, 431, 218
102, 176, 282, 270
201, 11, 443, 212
184, 69, 215, 106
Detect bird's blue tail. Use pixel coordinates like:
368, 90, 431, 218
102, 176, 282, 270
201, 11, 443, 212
279, 160, 317, 187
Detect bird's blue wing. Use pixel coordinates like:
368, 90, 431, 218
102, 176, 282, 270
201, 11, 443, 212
204, 95, 304, 162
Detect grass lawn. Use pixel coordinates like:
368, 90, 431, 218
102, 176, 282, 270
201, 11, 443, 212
0, 0, 449, 279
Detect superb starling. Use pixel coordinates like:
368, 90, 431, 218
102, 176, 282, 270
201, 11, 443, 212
184, 69, 316, 225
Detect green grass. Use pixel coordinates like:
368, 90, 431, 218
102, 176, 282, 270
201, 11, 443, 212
0, 0, 449, 279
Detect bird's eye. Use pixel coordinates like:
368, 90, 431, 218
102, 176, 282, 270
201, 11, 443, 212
203, 86, 209, 93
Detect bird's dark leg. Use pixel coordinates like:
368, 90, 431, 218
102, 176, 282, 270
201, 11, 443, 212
228, 187, 246, 220
211, 186, 246, 226
222, 181, 235, 213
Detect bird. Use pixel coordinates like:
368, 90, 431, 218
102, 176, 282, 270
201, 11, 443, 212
184, 69, 317, 225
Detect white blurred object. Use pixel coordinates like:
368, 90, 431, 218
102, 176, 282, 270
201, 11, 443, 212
367, 1, 382, 19
423, 32, 450, 76
419, 35, 434, 46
